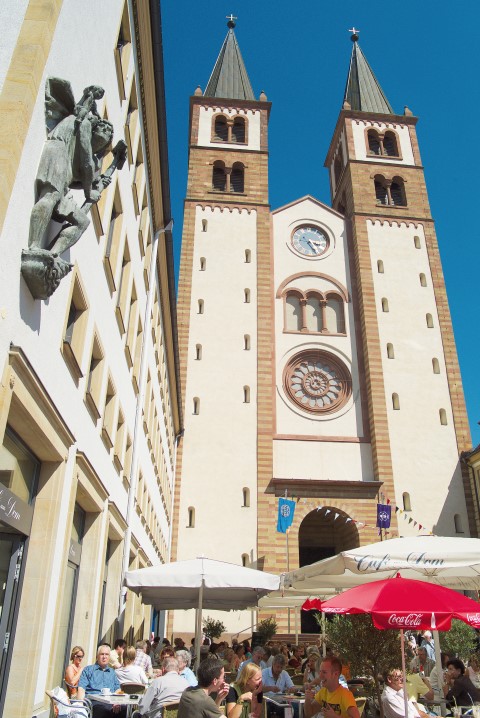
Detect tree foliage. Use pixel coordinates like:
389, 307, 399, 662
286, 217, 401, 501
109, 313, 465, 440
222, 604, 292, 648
440, 619, 478, 660
202, 616, 226, 639
256, 616, 278, 642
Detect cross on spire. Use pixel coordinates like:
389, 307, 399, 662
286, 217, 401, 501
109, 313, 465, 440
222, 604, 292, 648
349, 26, 360, 41
226, 14, 237, 28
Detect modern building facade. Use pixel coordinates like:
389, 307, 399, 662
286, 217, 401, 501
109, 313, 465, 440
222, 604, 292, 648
172, 22, 476, 636
0, 1, 180, 716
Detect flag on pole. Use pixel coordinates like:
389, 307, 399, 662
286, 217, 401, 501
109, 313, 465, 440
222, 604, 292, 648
376, 503, 391, 529
277, 498, 296, 533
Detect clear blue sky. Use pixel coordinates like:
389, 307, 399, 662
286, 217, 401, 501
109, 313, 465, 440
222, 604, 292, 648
161, 1, 480, 447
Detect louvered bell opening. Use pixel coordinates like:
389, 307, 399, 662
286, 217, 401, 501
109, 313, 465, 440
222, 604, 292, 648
212, 166, 226, 191
334, 157, 343, 186
383, 134, 398, 156
375, 181, 388, 205
231, 166, 244, 193
390, 182, 406, 206
368, 134, 381, 155
214, 118, 228, 142
232, 119, 245, 143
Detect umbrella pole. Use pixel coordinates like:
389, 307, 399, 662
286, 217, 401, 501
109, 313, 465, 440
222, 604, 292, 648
401, 629, 408, 718
195, 580, 204, 672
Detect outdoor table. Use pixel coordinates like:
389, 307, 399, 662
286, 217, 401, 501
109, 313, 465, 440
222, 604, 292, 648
264, 693, 306, 718
420, 696, 448, 717
90, 692, 140, 718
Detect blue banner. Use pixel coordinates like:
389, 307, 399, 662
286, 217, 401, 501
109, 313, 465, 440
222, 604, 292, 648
376, 503, 391, 529
277, 498, 296, 533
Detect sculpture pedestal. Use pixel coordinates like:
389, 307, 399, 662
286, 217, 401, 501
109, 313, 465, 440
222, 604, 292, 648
21, 248, 72, 299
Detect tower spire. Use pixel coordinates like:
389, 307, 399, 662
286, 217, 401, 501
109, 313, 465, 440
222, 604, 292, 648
343, 29, 393, 114
204, 17, 255, 101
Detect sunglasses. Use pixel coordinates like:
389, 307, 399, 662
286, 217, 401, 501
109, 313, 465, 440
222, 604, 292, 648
75, 654, 84, 659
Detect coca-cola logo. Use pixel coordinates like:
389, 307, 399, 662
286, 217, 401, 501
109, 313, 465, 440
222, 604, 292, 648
323, 608, 347, 614
467, 614, 480, 625
387, 613, 423, 627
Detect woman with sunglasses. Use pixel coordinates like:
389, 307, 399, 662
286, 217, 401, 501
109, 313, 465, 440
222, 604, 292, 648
65, 645, 85, 697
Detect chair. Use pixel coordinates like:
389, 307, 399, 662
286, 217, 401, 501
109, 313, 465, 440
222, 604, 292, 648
46, 689, 92, 717
162, 700, 180, 718
121, 682, 146, 695
291, 674, 304, 686
356, 697, 367, 717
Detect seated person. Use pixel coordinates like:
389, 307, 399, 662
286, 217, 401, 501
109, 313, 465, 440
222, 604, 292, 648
138, 657, 189, 716
304, 656, 359, 718
134, 640, 154, 678
381, 668, 428, 718
410, 648, 435, 678
115, 646, 148, 685
443, 658, 480, 707
261, 654, 294, 694
429, 653, 452, 700
405, 672, 433, 703
65, 645, 85, 698
178, 658, 230, 718
176, 650, 198, 687
304, 652, 321, 687
226, 663, 263, 718
467, 654, 480, 690
110, 640, 127, 669
77, 644, 126, 717
289, 647, 303, 670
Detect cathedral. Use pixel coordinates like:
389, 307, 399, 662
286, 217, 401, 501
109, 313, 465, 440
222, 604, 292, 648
171, 20, 475, 634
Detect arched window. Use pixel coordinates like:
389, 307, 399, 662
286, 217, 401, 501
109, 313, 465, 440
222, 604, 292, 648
198, 299, 204, 314
242, 487, 250, 507
212, 161, 226, 191
390, 178, 407, 206
334, 155, 343, 186
193, 397, 200, 415
419, 273, 427, 287
375, 178, 389, 205
426, 313, 434, 328
200, 257, 206, 271
414, 236, 421, 249
243, 386, 250, 403
382, 297, 389, 313
202, 219, 208, 232
383, 131, 399, 157
245, 249, 251, 263
231, 162, 244, 193
285, 294, 302, 331
325, 294, 345, 333
306, 296, 322, 332
403, 492, 411, 511
241, 553, 249, 567
432, 358, 440, 374
439, 408, 447, 425
387, 343, 395, 359
195, 344, 202, 360
232, 117, 246, 143
368, 129, 381, 155
244, 334, 250, 350
188, 507, 195, 528
214, 115, 228, 141
392, 393, 400, 410
244, 288, 250, 303
377, 260, 384, 274
454, 514, 464, 533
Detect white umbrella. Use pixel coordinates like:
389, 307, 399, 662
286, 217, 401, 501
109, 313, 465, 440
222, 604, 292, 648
125, 556, 280, 668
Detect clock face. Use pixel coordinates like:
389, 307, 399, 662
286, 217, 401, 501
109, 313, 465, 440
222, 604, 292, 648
292, 226, 328, 257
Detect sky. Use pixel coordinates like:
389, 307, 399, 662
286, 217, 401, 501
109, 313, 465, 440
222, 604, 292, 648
161, 0, 480, 447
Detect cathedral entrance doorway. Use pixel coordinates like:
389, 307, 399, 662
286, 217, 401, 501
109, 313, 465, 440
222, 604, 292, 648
298, 507, 359, 633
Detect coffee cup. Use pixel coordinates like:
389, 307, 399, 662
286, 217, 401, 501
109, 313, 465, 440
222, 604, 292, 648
101, 688, 111, 695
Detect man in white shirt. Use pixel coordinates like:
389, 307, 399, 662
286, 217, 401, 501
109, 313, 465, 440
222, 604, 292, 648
261, 655, 294, 694
138, 657, 189, 717
382, 668, 428, 718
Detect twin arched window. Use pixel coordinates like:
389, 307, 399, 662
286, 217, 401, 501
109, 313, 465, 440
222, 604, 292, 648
374, 175, 407, 207
212, 160, 245, 193
284, 290, 346, 334
367, 129, 399, 157
213, 114, 246, 143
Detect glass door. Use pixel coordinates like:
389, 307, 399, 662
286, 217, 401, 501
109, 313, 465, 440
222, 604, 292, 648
0, 533, 25, 707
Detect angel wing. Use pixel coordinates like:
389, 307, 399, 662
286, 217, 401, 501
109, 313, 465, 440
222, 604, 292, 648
44, 77, 76, 134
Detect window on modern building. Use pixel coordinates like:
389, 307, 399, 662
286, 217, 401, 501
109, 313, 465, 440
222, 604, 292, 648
198, 299, 204, 314
387, 343, 395, 359
132, 318, 144, 395
377, 260, 384, 273
214, 115, 228, 141
432, 358, 440, 374
104, 185, 124, 292
202, 219, 208, 232
113, 408, 126, 471
244, 334, 251, 350
195, 344, 202, 360
243, 386, 250, 403
123, 433, 133, 488
125, 282, 138, 368
426, 313, 434, 328
367, 129, 381, 155
244, 288, 250, 303
212, 161, 227, 191
383, 131, 399, 156
403, 492, 412, 511
245, 249, 251, 263
242, 487, 250, 507
193, 397, 200, 415
439, 408, 447, 425
419, 273, 427, 287
231, 162, 244, 193
382, 297, 389, 313
62, 273, 89, 381
414, 236, 421, 249
200, 257, 206, 271
114, 2, 132, 100
85, 333, 105, 420
232, 116, 246, 143
116, 241, 132, 335
1, 428, 39, 504
285, 293, 302, 331
132, 145, 144, 215
241, 553, 249, 567
390, 177, 407, 206
392, 393, 400, 410
326, 294, 346, 333
375, 178, 389, 205
102, 375, 117, 450
454, 514, 464, 533
306, 296, 322, 332
125, 78, 138, 164
187, 507, 195, 528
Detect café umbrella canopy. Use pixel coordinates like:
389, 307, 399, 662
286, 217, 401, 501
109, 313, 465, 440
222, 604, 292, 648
124, 556, 280, 667
315, 574, 480, 718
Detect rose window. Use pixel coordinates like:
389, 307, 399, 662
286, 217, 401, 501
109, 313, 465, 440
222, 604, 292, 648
284, 351, 351, 414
